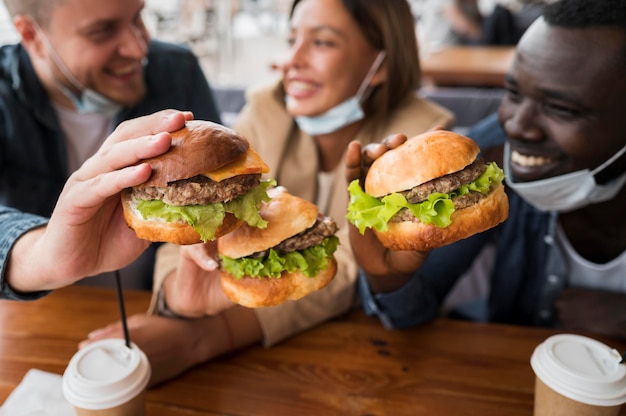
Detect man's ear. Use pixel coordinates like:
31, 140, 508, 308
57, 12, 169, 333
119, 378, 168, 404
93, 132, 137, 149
13, 15, 46, 57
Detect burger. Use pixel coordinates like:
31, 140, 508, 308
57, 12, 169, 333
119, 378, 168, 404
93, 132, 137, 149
218, 186, 339, 308
346, 130, 509, 251
122, 120, 274, 245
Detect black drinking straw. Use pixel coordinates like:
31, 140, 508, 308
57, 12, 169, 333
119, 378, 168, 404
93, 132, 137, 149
114, 270, 131, 349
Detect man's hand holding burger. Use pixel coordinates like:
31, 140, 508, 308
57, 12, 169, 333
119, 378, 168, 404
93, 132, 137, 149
345, 130, 509, 294
6, 110, 193, 293
345, 134, 431, 293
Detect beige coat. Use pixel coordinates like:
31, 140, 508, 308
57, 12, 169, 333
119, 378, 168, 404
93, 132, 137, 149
149, 79, 454, 346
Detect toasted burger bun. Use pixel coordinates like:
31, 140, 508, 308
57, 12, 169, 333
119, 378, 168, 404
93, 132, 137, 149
374, 185, 509, 251
364, 130, 508, 251
220, 258, 337, 308
142, 120, 250, 187
121, 189, 242, 245
122, 120, 269, 245
218, 187, 319, 259
366, 130, 480, 197
218, 187, 338, 308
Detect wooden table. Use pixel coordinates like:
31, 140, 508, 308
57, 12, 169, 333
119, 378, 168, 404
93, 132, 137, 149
421, 46, 516, 88
1, 285, 625, 415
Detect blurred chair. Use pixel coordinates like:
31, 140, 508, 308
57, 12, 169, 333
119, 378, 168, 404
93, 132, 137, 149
419, 86, 505, 134
213, 86, 246, 126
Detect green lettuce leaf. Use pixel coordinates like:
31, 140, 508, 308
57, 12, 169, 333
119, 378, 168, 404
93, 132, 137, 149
221, 236, 339, 279
346, 162, 505, 234
137, 179, 276, 242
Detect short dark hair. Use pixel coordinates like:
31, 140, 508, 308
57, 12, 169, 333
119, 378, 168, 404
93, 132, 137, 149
543, 0, 626, 30
543, 0, 626, 69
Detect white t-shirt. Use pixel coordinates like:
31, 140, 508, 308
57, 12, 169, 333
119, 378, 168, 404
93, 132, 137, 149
557, 224, 626, 292
52, 103, 115, 174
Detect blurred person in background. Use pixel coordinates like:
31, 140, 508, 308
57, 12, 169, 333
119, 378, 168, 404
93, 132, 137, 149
348, 0, 626, 341
0, 0, 221, 289
418, 0, 549, 54
84, 0, 454, 385
478, 0, 549, 45
418, 0, 483, 54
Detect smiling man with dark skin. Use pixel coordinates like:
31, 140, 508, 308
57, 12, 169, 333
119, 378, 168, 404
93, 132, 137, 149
347, 0, 626, 339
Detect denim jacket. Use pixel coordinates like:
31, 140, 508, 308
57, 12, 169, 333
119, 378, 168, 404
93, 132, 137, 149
0, 40, 221, 300
360, 115, 567, 329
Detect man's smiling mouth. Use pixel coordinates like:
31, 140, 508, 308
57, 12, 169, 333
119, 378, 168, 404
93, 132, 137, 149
511, 150, 554, 167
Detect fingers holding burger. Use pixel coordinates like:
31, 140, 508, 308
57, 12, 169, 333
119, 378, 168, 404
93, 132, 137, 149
122, 120, 274, 245
347, 130, 509, 251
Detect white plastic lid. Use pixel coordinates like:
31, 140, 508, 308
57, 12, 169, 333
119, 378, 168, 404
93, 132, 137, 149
62, 339, 151, 410
531, 334, 626, 406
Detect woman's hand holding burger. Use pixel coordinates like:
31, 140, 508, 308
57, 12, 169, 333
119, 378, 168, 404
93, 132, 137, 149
162, 242, 236, 317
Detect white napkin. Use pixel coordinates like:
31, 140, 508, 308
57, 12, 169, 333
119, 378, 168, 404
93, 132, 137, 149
0, 369, 76, 416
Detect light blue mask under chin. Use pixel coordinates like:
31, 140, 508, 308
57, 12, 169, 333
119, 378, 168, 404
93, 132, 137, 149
60, 85, 123, 116
294, 97, 364, 136
504, 141, 626, 213
291, 50, 386, 136
35, 22, 124, 116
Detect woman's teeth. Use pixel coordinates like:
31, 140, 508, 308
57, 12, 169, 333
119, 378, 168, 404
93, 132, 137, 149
511, 150, 553, 167
289, 80, 316, 92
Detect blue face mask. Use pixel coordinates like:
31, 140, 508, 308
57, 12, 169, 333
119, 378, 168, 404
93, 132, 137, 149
292, 51, 386, 136
36, 25, 123, 116
57, 84, 124, 116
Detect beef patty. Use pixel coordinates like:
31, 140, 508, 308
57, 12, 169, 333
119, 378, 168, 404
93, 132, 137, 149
132, 174, 262, 206
391, 158, 491, 223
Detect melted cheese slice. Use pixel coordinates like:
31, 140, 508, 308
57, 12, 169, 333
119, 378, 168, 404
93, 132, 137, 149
203, 147, 269, 182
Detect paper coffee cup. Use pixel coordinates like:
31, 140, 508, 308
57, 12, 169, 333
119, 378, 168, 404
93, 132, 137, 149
63, 339, 151, 416
531, 334, 626, 416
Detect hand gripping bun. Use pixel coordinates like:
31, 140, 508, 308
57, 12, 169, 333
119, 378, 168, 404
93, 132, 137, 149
123, 120, 272, 245
347, 130, 509, 251
218, 187, 339, 308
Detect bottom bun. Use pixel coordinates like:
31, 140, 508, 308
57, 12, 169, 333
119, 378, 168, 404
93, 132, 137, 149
121, 189, 241, 245
375, 185, 509, 251
220, 257, 338, 308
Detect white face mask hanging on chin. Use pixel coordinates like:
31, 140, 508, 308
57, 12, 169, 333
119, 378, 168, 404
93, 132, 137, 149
34, 24, 123, 116
504, 141, 626, 213
291, 50, 386, 136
